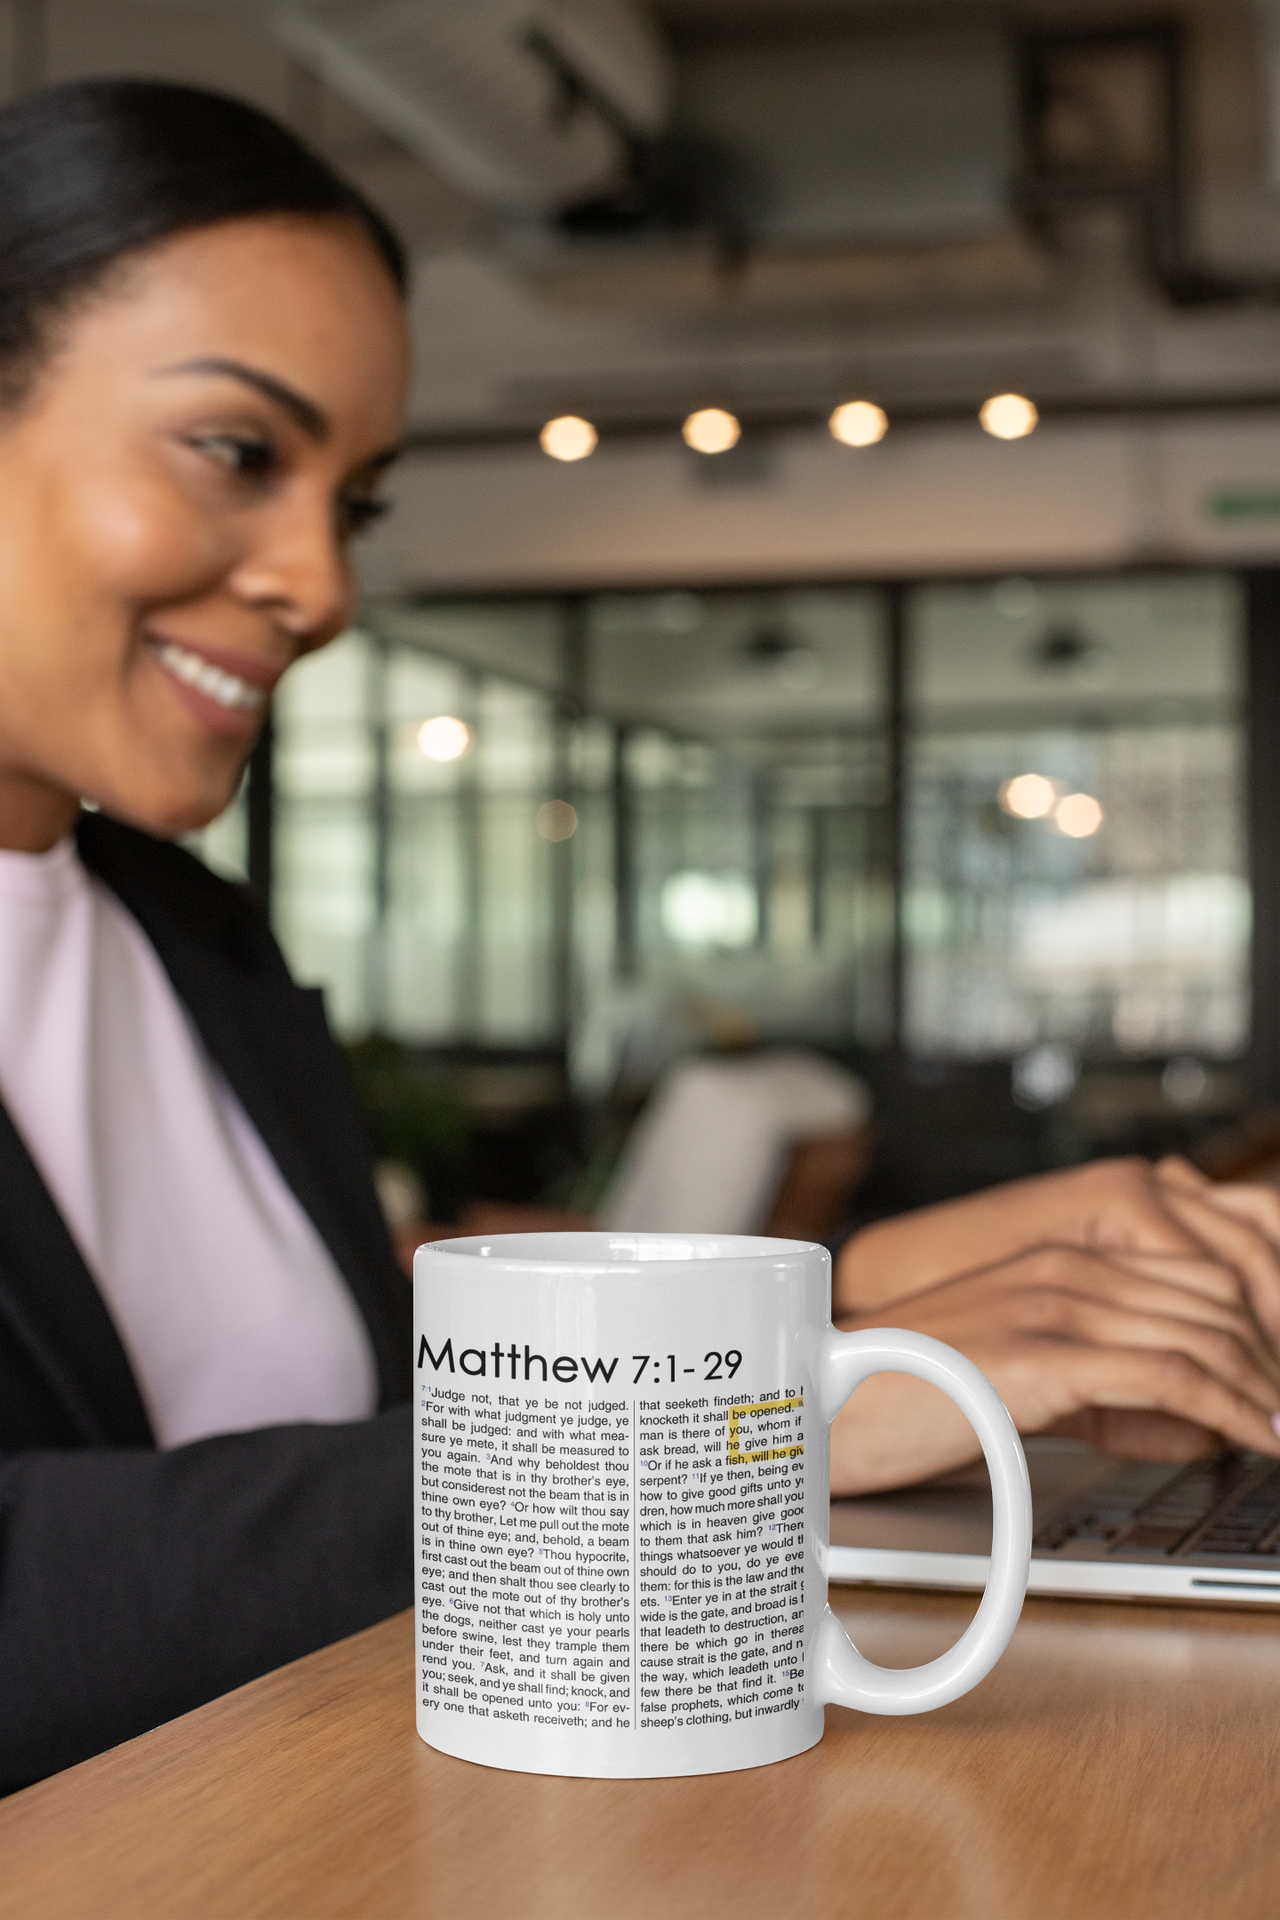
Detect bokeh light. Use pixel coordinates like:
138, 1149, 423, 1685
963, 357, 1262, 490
1054, 792, 1105, 838
539, 415, 598, 462
999, 772, 1059, 819
659, 871, 758, 948
682, 407, 741, 454
535, 800, 579, 842
829, 400, 888, 447
416, 715, 473, 762
979, 393, 1039, 440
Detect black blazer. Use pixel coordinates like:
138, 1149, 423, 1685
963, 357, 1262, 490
0, 813, 413, 1788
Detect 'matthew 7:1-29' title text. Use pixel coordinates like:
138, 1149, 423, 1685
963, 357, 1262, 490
417, 1338, 745, 1385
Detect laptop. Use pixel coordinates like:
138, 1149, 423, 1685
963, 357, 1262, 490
830, 1437, 1280, 1607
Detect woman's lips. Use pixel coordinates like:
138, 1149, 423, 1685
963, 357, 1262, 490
146, 636, 278, 738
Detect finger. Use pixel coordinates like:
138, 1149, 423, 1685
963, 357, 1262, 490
1079, 1157, 1209, 1261
1154, 1154, 1211, 1192
1094, 1250, 1249, 1312
1042, 1407, 1222, 1463
1186, 1181, 1280, 1256
1013, 1247, 1280, 1384
1050, 1345, 1280, 1457
1089, 1251, 1280, 1386
1156, 1153, 1280, 1258
1024, 1294, 1280, 1415
1157, 1185, 1280, 1348
1026, 1251, 1256, 1338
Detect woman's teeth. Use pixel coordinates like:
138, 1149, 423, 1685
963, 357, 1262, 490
154, 641, 265, 713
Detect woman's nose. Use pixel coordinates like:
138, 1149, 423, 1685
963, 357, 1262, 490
226, 499, 352, 643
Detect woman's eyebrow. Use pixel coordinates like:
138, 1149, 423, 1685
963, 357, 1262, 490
152, 356, 330, 439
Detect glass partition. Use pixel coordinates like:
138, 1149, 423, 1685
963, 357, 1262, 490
239, 572, 1248, 1101
571, 589, 895, 1087
273, 630, 378, 1036
385, 646, 470, 1040
904, 574, 1247, 1062
273, 624, 569, 1044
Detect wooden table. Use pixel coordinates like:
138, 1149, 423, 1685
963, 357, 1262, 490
2, 1585, 1278, 1920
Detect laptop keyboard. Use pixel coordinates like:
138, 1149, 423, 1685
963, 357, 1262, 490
1034, 1453, 1280, 1559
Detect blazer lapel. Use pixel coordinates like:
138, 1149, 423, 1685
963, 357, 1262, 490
0, 1099, 154, 1448
142, 937, 410, 1405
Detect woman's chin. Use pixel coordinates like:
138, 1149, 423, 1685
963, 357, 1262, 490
88, 775, 246, 842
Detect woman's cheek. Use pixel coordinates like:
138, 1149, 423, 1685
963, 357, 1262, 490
67, 467, 239, 610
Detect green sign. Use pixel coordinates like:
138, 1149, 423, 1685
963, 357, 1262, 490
1207, 489, 1280, 522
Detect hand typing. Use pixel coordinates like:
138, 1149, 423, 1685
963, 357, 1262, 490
830, 1157, 1280, 1495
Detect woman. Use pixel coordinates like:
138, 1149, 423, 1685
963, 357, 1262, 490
4, 74, 1280, 1792
0, 77, 412, 1789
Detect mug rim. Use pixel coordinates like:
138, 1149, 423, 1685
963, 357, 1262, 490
417, 1230, 826, 1273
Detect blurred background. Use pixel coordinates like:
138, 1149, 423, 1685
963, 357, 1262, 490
16, 0, 1280, 1243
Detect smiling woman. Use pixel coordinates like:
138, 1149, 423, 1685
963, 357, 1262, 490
0, 77, 416, 1791
0, 96, 408, 846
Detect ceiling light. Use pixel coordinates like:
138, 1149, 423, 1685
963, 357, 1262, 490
682, 407, 740, 454
980, 393, 1038, 440
999, 773, 1059, 820
540, 415, 597, 462
829, 400, 887, 447
417, 715, 473, 762
1054, 792, 1104, 838
535, 799, 578, 842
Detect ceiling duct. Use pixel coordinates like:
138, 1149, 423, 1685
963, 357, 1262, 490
271, 0, 672, 213
669, 18, 1018, 251
508, 16, 1041, 315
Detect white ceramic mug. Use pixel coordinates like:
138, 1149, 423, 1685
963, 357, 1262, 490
414, 1232, 1031, 1779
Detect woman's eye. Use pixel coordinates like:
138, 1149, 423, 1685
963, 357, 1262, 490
189, 433, 278, 479
336, 494, 391, 538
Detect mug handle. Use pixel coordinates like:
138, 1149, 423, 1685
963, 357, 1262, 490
811, 1326, 1032, 1715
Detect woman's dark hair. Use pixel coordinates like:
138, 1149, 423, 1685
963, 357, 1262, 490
0, 76, 407, 404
